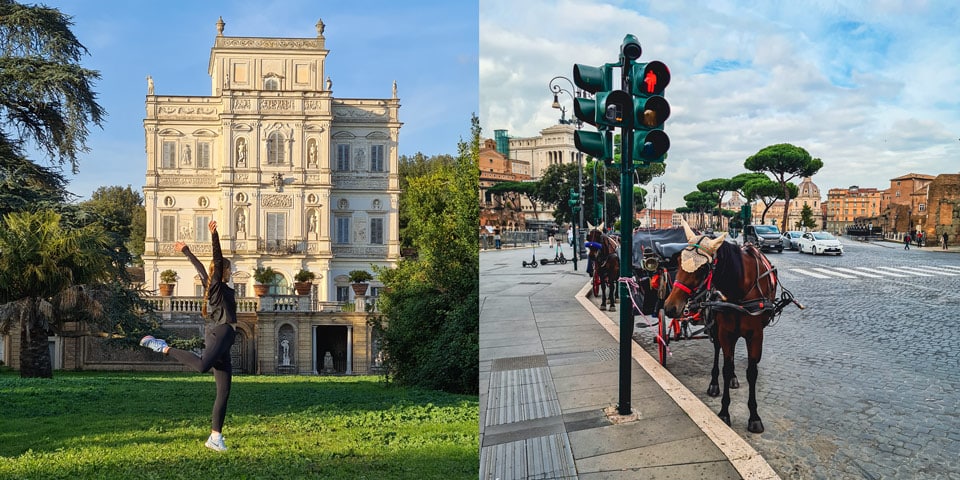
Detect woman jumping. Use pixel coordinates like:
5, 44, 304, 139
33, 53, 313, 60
140, 220, 237, 452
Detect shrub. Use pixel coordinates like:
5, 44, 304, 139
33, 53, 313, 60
253, 266, 278, 285
159, 269, 178, 284
294, 269, 316, 282
348, 269, 373, 283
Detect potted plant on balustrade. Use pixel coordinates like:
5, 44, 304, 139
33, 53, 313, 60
348, 269, 373, 296
252, 266, 277, 297
294, 268, 316, 295
159, 269, 178, 296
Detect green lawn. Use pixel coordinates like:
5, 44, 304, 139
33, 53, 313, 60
0, 371, 478, 479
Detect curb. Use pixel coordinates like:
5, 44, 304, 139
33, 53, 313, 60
574, 282, 781, 480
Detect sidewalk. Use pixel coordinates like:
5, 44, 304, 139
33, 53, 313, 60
479, 245, 779, 479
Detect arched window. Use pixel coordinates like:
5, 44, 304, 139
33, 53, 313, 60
267, 132, 285, 164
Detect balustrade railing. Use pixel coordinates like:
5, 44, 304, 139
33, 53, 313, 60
146, 295, 378, 313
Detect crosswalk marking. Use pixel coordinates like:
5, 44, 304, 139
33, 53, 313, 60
811, 267, 858, 278
789, 268, 832, 279
874, 266, 934, 277
832, 267, 883, 278
854, 267, 909, 277
939, 265, 960, 272
910, 266, 960, 276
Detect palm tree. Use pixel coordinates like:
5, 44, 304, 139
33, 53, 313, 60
0, 210, 110, 378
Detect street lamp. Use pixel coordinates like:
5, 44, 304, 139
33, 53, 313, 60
549, 76, 587, 268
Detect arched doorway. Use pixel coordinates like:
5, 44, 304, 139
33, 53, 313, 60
314, 326, 348, 374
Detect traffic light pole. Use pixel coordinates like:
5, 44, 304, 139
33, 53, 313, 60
617, 68, 635, 417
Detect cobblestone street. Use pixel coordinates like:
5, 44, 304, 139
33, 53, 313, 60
610, 239, 960, 479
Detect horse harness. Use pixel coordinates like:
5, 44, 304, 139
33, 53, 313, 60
673, 236, 800, 325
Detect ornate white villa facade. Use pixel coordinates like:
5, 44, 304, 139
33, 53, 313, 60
142, 17, 401, 302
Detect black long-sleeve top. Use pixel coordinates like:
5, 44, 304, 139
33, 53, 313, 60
181, 230, 237, 325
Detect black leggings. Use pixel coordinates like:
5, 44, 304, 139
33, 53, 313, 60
166, 323, 236, 433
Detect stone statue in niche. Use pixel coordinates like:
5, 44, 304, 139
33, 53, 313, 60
308, 210, 318, 233
236, 138, 246, 166
323, 351, 334, 373
280, 339, 291, 366
236, 210, 246, 234
182, 145, 191, 165
356, 225, 366, 243
308, 140, 318, 165
355, 148, 364, 171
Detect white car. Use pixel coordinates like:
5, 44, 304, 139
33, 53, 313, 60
797, 231, 843, 255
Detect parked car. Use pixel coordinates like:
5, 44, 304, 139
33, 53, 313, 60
797, 231, 843, 255
782, 231, 803, 250
743, 224, 784, 253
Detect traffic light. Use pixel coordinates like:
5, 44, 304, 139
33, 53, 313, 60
572, 64, 615, 163
568, 189, 581, 213
629, 60, 671, 164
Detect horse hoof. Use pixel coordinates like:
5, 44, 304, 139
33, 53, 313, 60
718, 413, 731, 426
729, 377, 740, 389
747, 419, 765, 433
707, 384, 720, 397
598, 305, 606, 311
609, 306, 616, 312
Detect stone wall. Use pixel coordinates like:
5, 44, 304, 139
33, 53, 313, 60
925, 174, 960, 245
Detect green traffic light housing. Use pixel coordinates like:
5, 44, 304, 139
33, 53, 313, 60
620, 34, 642, 61
630, 61, 671, 96
573, 64, 613, 94
574, 130, 613, 164
633, 129, 670, 164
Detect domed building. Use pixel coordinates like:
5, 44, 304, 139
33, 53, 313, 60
787, 177, 822, 230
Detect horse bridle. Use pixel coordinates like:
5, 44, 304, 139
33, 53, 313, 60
672, 235, 716, 298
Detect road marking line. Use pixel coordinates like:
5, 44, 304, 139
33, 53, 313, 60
911, 265, 960, 276
938, 265, 960, 272
832, 267, 883, 278
854, 267, 909, 277
875, 266, 934, 277
789, 268, 832, 279
811, 267, 858, 278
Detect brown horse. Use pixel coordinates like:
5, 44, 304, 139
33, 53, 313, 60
586, 228, 618, 311
663, 220, 794, 433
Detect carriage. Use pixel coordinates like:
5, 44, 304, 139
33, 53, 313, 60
630, 228, 713, 367
587, 222, 803, 433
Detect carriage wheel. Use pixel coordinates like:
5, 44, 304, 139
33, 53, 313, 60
658, 308, 669, 367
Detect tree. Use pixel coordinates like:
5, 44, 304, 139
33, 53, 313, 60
799, 204, 818, 230
0, 0, 105, 173
398, 153, 456, 248
536, 162, 580, 225
0, 210, 109, 377
373, 116, 479, 394
682, 190, 718, 229
743, 177, 798, 226
744, 144, 823, 234
79, 185, 146, 265
0, 139, 72, 217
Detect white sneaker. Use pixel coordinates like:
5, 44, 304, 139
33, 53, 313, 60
205, 434, 227, 452
139, 335, 168, 353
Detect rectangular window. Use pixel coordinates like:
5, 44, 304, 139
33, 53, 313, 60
161, 215, 176, 242
370, 218, 384, 244
197, 142, 211, 169
370, 286, 380, 298
162, 141, 176, 168
195, 215, 211, 243
336, 144, 350, 171
266, 213, 287, 242
919, 203, 926, 212
195, 284, 204, 297
235, 283, 246, 298
370, 145, 384, 172
335, 217, 350, 244
336, 286, 350, 302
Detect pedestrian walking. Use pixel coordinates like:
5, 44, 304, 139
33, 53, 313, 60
567, 226, 574, 247
917, 231, 924, 247
943, 232, 949, 250
548, 227, 556, 248
904, 233, 911, 250
139, 220, 237, 452
494, 228, 501, 249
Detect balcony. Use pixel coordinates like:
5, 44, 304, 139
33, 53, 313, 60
145, 295, 379, 314
257, 239, 307, 255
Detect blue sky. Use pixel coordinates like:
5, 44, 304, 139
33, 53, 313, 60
480, 0, 960, 209
31, 0, 478, 200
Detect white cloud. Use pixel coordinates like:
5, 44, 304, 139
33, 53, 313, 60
480, 0, 960, 209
